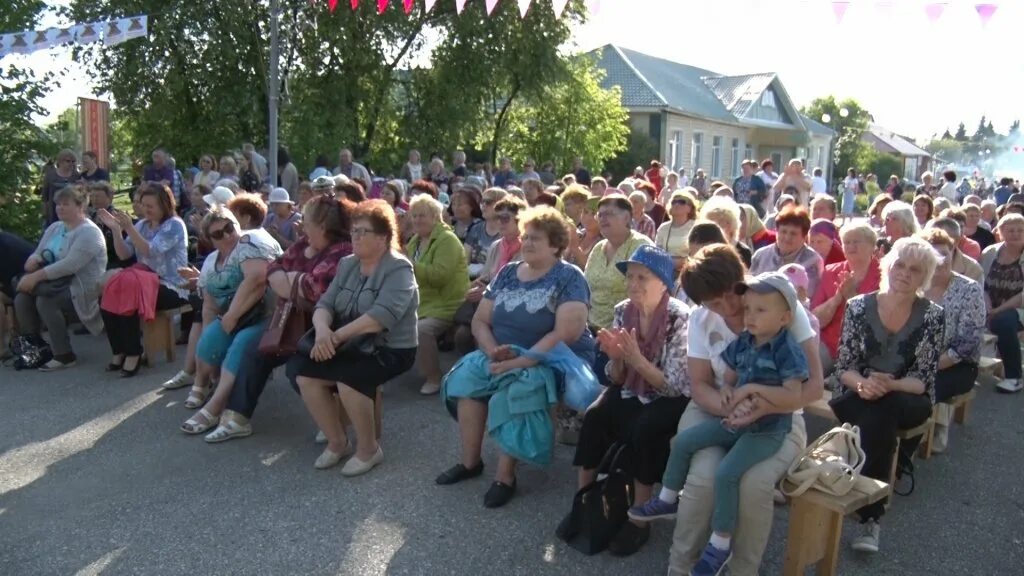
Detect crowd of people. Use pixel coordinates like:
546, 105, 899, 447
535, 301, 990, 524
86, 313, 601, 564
2, 144, 1022, 576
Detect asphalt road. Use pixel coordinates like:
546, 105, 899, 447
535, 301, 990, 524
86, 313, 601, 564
1, 334, 1022, 575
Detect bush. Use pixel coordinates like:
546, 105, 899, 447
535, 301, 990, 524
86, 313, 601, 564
0, 188, 42, 242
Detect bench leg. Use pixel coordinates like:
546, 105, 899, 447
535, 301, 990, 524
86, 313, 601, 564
142, 320, 159, 365
783, 497, 841, 576
162, 316, 175, 363
954, 400, 971, 425
918, 409, 936, 460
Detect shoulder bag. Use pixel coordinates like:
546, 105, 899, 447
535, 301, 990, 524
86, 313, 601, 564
258, 274, 310, 356
781, 423, 866, 497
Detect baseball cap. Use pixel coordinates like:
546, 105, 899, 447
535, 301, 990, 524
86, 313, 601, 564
778, 263, 809, 294
203, 186, 235, 207
616, 244, 676, 290
268, 187, 294, 205
734, 271, 799, 313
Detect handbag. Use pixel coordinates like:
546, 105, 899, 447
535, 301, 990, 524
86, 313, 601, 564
781, 423, 866, 497
557, 443, 633, 555
258, 274, 310, 356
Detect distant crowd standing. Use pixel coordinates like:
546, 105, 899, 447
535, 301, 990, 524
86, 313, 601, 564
3, 143, 1023, 576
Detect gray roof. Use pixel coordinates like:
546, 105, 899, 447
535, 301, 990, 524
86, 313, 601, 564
703, 73, 776, 118
865, 124, 930, 157
800, 114, 836, 136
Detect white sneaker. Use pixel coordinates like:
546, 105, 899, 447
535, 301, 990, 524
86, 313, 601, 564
419, 381, 441, 395
162, 370, 194, 390
851, 520, 880, 553
39, 358, 76, 372
996, 378, 1024, 393
341, 446, 384, 477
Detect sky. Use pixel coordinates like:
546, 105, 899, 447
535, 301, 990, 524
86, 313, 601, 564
6, 0, 1024, 144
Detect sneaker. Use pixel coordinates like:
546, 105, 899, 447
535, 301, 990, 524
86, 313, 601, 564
627, 496, 678, 522
39, 357, 76, 372
851, 519, 880, 553
996, 378, 1023, 393
691, 542, 732, 576
419, 381, 441, 395
162, 370, 194, 390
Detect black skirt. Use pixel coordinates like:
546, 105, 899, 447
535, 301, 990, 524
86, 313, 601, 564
287, 346, 416, 399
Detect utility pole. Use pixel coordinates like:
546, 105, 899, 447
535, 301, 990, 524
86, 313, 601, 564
268, 0, 280, 183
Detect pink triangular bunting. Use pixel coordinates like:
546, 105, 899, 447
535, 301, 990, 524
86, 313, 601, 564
485, 0, 499, 15
552, 0, 569, 17
455, 0, 467, 13
975, 3, 997, 27
351, 0, 359, 10
924, 2, 946, 23
517, 0, 531, 18
832, 1, 850, 24
425, 0, 437, 12
328, 0, 338, 12
377, 0, 389, 13
403, 0, 414, 13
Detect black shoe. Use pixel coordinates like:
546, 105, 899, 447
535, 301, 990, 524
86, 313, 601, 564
608, 521, 650, 556
435, 462, 484, 485
106, 359, 124, 372
120, 357, 142, 378
483, 479, 517, 508
73, 326, 89, 336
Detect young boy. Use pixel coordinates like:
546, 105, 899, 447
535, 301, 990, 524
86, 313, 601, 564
629, 271, 809, 576
263, 187, 301, 249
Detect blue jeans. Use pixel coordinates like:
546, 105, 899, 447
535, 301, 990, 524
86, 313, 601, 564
988, 308, 1022, 379
662, 418, 786, 534
196, 318, 268, 375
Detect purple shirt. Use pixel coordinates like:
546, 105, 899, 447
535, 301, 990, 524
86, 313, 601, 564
144, 164, 174, 184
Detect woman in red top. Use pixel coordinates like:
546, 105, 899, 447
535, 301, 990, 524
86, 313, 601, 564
202, 194, 355, 443
810, 223, 881, 374
809, 219, 846, 266
645, 160, 664, 195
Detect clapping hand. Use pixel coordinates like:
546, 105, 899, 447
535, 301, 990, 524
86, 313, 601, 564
97, 208, 121, 231
596, 329, 624, 360
838, 270, 858, 300
115, 211, 134, 230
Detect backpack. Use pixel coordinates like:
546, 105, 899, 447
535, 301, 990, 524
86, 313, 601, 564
9, 334, 53, 371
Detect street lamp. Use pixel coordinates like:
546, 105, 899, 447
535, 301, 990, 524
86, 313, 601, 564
821, 108, 849, 185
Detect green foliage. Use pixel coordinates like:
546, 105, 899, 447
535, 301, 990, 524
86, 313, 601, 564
954, 122, 968, 141
925, 138, 964, 164
855, 147, 903, 184
800, 96, 871, 186
604, 126, 661, 184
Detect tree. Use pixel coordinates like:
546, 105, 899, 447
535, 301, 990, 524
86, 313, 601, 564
605, 127, 661, 184
954, 122, 968, 141
856, 147, 903, 184
800, 96, 871, 184
941, 128, 953, 140
925, 138, 964, 164
44, 107, 80, 152
1010, 119, 1020, 136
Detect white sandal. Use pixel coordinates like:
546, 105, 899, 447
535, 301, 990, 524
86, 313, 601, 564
204, 418, 253, 443
181, 408, 218, 435
184, 384, 212, 409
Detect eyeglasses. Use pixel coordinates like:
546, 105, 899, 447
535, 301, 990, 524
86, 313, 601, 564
597, 209, 627, 220
352, 227, 378, 238
496, 213, 517, 224
208, 221, 235, 240
671, 199, 690, 207
482, 198, 498, 206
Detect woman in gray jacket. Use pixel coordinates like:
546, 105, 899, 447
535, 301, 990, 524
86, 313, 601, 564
15, 185, 107, 370
291, 200, 419, 477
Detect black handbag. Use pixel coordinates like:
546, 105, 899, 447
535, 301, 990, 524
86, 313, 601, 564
557, 443, 633, 555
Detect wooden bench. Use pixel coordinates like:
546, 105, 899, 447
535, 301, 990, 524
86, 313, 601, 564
888, 418, 933, 497
949, 388, 977, 425
978, 356, 1004, 379
142, 305, 192, 364
782, 476, 890, 576
804, 390, 837, 422
0, 292, 15, 351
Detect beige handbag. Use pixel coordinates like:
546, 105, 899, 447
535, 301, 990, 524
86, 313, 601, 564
782, 423, 866, 497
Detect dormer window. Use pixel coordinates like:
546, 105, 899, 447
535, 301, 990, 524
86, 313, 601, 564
761, 90, 776, 108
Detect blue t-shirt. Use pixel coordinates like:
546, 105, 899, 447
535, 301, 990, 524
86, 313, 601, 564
722, 328, 808, 431
484, 260, 595, 363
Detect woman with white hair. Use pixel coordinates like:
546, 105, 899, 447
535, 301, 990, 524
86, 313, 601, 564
699, 196, 751, 267
980, 213, 1024, 393
830, 236, 944, 554
877, 200, 918, 256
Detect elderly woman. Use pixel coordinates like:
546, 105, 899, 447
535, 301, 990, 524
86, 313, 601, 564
912, 194, 934, 228
228, 193, 281, 251
877, 200, 918, 256
203, 196, 356, 442
980, 213, 1024, 394
15, 186, 106, 370
562, 245, 691, 556
450, 186, 484, 242
406, 194, 469, 395
567, 196, 602, 269
811, 223, 881, 374
667, 244, 824, 576
585, 194, 654, 333
629, 191, 657, 240
655, 188, 698, 271
808, 218, 846, 266
868, 194, 893, 230
927, 218, 983, 282
750, 206, 824, 296
40, 149, 82, 226
963, 202, 996, 251
464, 187, 507, 278
98, 183, 189, 377
292, 200, 419, 475
454, 196, 526, 355
764, 193, 796, 230
831, 236, 944, 553
635, 181, 665, 228
737, 204, 776, 252
771, 159, 812, 208
920, 228, 984, 452
87, 181, 133, 270
699, 196, 751, 267
437, 206, 594, 508
426, 158, 451, 200
180, 208, 283, 434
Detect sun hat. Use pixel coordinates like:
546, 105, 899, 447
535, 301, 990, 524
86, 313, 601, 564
268, 187, 294, 205
311, 175, 335, 190
778, 263, 809, 295
203, 186, 235, 207
735, 271, 799, 313
616, 244, 676, 290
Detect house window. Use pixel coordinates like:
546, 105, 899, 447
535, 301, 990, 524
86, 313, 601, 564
817, 146, 825, 171
668, 136, 677, 174
691, 133, 703, 171
731, 138, 741, 177
673, 131, 684, 170
905, 157, 919, 181
761, 90, 776, 108
711, 136, 723, 178
744, 144, 753, 163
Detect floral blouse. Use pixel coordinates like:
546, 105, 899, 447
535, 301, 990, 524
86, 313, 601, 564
835, 293, 944, 403
608, 297, 691, 403
934, 273, 985, 365
267, 238, 352, 303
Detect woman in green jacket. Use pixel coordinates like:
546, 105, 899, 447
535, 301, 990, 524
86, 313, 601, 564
407, 194, 469, 394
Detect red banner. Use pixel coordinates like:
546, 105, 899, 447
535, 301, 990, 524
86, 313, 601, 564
79, 97, 111, 170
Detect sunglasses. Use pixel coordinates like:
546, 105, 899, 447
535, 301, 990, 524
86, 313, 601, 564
671, 199, 690, 207
496, 213, 517, 224
208, 221, 235, 240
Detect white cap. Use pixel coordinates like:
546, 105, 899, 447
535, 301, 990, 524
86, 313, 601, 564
268, 187, 293, 205
333, 174, 351, 186
203, 186, 235, 207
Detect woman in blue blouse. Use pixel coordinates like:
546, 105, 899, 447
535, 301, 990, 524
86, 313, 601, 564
98, 183, 189, 376
437, 206, 594, 508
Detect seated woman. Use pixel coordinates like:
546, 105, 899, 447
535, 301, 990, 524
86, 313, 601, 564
585, 194, 654, 332
406, 194, 469, 395
437, 207, 594, 508
292, 200, 419, 475
912, 194, 934, 229
629, 191, 657, 240
980, 213, 1024, 394
14, 186, 107, 370
920, 228, 984, 452
98, 183, 189, 377
830, 236, 943, 554
564, 245, 691, 556
566, 196, 602, 269
87, 181, 133, 270
750, 205, 824, 296
876, 200, 918, 256
450, 185, 484, 243
655, 188, 699, 272
699, 197, 752, 267
454, 196, 526, 356
228, 192, 281, 253
737, 204, 776, 252
808, 218, 846, 266
811, 223, 881, 375
667, 244, 824, 576
464, 188, 507, 279
867, 194, 893, 231
180, 208, 283, 434
203, 195, 355, 442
